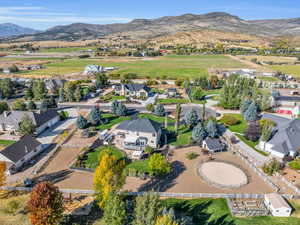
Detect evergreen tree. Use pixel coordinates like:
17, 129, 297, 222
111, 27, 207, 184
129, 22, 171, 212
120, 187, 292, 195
32, 80, 47, 100
24, 88, 34, 100
96, 74, 109, 88
64, 82, 75, 102
27, 100, 37, 110
244, 102, 258, 122
115, 103, 127, 116
175, 104, 182, 134
206, 119, 218, 138
154, 104, 165, 117
40, 100, 49, 112
185, 109, 199, 128
0, 78, 15, 99
88, 106, 101, 125
240, 99, 252, 114
245, 122, 261, 142
74, 86, 82, 102
58, 88, 65, 103
192, 123, 207, 143
133, 193, 162, 225
48, 96, 57, 108
19, 114, 36, 135
76, 115, 88, 129
0, 101, 9, 114
103, 192, 126, 225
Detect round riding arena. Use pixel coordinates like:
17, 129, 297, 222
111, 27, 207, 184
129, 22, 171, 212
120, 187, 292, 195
198, 161, 248, 189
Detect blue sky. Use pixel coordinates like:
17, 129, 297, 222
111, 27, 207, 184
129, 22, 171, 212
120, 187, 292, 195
0, 0, 300, 30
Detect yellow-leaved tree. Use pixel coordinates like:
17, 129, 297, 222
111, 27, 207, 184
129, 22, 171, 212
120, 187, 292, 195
0, 162, 6, 187
155, 215, 179, 225
93, 151, 125, 208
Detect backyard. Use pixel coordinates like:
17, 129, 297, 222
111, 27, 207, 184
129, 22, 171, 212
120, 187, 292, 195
96, 113, 130, 130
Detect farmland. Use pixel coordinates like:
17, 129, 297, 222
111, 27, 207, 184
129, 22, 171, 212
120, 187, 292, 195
268, 65, 300, 78
18, 55, 247, 79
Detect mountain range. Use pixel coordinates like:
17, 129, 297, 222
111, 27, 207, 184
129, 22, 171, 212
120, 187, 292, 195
2, 12, 300, 42
0, 23, 40, 38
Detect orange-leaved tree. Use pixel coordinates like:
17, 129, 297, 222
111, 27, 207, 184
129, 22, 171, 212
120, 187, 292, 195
0, 162, 6, 188
27, 181, 64, 225
93, 150, 125, 208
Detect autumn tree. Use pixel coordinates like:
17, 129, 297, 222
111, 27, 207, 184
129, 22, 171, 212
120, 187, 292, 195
155, 215, 179, 225
93, 151, 125, 208
27, 182, 64, 225
103, 192, 127, 225
148, 153, 171, 177
0, 162, 6, 188
133, 193, 162, 225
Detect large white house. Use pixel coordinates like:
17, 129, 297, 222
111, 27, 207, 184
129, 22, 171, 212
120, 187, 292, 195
84, 65, 104, 75
258, 119, 300, 159
0, 110, 60, 135
114, 83, 151, 99
264, 193, 292, 217
114, 118, 162, 150
0, 135, 43, 175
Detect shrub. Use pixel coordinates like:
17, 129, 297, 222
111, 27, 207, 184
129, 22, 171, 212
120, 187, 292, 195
5, 200, 21, 214
220, 114, 240, 126
185, 152, 199, 160
262, 159, 283, 176
288, 160, 300, 170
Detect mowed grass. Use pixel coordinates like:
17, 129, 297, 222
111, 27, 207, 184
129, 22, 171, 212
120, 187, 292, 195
240, 55, 297, 63
0, 139, 16, 147
21, 55, 246, 78
96, 113, 130, 130
268, 65, 300, 78
38, 47, 96, 53
84, 145, 125, 169
163, 198, 300, 225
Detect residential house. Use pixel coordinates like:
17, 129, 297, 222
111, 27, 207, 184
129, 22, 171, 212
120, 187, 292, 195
271, 90, 300, 107
0, 110, 60, 135
258, 119, 300, 159
114, 83, 151, 98
167, 88, 178, 97
45, 78, 66, 93
84, 65, 104, 75
0, 135, 43, 175
114, 118, 162, 150
3, 68, 11, 74
202, 137, 225, 153
264, 193, 292, 217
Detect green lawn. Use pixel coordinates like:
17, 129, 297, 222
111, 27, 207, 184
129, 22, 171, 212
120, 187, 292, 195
100, 92, 126, 102
138, 113, 175, 124
163, 198, 300, 225
257, 76, 279, 82
84, 145, 125, 170
126, 160, 150, 173
20, 55, 246, 78
169, 127, 192, 147
220, 113, 246, 134
96, 113, 130, 130
0, 139, 16, 147
158, 98, 189, 105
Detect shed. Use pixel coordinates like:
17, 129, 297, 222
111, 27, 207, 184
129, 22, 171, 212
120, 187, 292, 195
202, 137, 225, 152
264, 193, 292, 217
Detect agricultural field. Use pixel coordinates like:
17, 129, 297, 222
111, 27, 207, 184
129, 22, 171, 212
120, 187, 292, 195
38, 46, 96, 53
268, 65, 300, 78
19, 55, 247, 79
239, 55, 297, 63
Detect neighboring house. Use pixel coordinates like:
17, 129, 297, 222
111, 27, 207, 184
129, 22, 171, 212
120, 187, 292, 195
114, 118, 162, 150
202, 137, 225, 152
264, 193, 292, 217
225, 69, 257, 79
0, 135, 43, 175
3, 68, 11, 74
84, 65, 104, 75
0, 110, 60, 135
258, 119, 300, 159
271, 90, 300, 107
167, 88, 178, 97
45, 78, 66, 93
114, 83, 151, 98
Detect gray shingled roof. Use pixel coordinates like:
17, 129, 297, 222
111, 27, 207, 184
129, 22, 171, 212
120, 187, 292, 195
116, 118, 161, 133
0, 110, 59, 130
0, 135, 42, 163
269, 119, 300, 155
124, 84, 151, 92
204, 137, 224, 151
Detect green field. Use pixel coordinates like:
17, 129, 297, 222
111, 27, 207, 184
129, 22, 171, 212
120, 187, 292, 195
126, 159, 150, 173
268, 65, 300, 78
0, 139, 16, 147
38, 47, 96, 53
20, 55, 246, 78
158, 98, 189, 105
